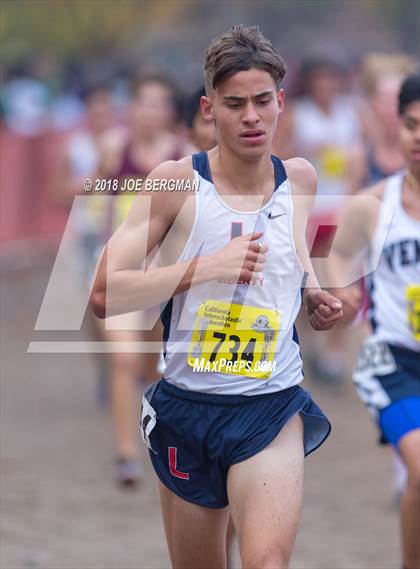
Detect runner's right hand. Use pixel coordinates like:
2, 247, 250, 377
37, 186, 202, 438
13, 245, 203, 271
211, 232, 268, 283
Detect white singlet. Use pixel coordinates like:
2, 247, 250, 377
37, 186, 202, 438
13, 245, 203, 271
368, 172, 420, 352
293, 96, 360, 215
161, 151, 305, 395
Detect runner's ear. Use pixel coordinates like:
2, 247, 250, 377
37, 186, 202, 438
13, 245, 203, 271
200, 96, 214, 121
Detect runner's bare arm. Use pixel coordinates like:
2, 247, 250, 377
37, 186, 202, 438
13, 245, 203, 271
327, 181, 384, 287
285, 158, 343, 330
49, 142, 81, 205
96, 127, 127, 178
325, 181, 385, 323
285, 158, 320, 290
90, 159, 266, 318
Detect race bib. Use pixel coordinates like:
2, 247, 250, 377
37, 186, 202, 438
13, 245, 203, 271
319, 147, 347, 178
352, 336, 395, 411
188, 300, 280, 379
406, 284, 420, 341
353, 336, 397, 377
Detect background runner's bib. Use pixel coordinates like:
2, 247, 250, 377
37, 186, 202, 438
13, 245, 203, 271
406, 285, 420, 342
161, 151, 304, 395
368, 173, 420, 352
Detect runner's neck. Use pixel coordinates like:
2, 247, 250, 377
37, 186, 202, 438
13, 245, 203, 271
208, 146, 275, 197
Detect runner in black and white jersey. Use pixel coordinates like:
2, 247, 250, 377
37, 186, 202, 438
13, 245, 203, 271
329, 75, 420, 569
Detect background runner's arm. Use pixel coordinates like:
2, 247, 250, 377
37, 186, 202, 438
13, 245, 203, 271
285, 158, 320, 290
324, 184, 383, 323
286, 158, 343, 330
326, 184, 383, 288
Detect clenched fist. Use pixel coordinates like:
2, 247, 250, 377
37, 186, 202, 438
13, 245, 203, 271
212, 231, 268, 283
304, 288, 343, 331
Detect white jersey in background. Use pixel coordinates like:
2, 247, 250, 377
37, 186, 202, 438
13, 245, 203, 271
161, 151, 305, 395
368, 172, 420, 352
293, 97, 360, 215
67, 131, 103, 235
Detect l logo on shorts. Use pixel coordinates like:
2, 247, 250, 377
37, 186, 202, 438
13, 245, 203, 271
168, 447, 190, 480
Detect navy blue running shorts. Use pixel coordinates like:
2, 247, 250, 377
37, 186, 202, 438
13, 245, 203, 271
141, 379, 331, 508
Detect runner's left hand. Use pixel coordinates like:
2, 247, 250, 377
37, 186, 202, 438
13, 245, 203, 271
304, 289, 343, 331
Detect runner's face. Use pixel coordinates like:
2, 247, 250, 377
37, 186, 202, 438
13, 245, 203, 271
131, 82, 175, 132
400, 101, 420, 167
203, 68, 283, 158
87, 91, 114, 133
309, 69, 341, 107
371, 76, 402, 134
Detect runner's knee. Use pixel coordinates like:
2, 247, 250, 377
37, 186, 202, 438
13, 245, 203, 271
406, 470, 420, 495
111, 352, 139, 374
242, 546, 290, 569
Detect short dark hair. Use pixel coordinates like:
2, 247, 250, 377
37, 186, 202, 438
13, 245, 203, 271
296, 57, 345, 97
131, 72, 183, 121
81, 79, 112, 103
204, 25, 286, 94
399, 74, 420, 115
131, 72, 178, 99
184, 86, 206, 129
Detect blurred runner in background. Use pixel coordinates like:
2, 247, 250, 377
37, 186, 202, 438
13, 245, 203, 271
349, 53, 417, 191
349, 53, 417, 498
96, 73, 188, 487
329, 75, 420, 569
275, 57, 362, 386
51, 78, 116, 408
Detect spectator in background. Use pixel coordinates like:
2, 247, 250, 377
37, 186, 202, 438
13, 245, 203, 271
96, 73, 188, 487
1, 59, 54, 240
1, 59, 51, 137
274, 57, 362, 385
49, 59, 86, 132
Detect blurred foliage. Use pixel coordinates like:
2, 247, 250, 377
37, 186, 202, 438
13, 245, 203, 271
1, 0, 418, 69
366, 0, 420, 51
1, 0, 188, 63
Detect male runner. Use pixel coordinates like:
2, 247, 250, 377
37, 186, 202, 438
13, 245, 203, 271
329, 74, 420, 569
91, 25, 342, 568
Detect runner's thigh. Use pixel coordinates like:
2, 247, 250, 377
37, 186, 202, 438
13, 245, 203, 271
227, 414, 304, 566
159, 481, 229, 569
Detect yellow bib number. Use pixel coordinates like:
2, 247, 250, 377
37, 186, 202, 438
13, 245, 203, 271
188, 300, 280, 379
113, 193, 136, 230
406, 285, 420, 341
319, 147, 347, 178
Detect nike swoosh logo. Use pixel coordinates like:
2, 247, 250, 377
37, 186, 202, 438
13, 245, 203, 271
268, 212, 286, 220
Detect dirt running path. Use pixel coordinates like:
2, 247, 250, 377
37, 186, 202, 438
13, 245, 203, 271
1, 257, 400, 569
